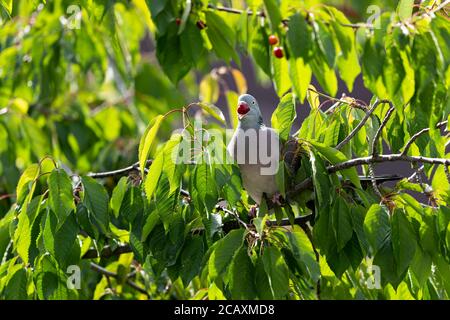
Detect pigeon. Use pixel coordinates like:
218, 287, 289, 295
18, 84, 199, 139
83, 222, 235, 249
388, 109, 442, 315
226, 94, 281, 205
226, 94, 402, 207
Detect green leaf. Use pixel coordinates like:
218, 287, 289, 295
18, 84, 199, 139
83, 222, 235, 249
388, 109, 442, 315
255, 256, 273, 299
16, 164, 39, 204
13, 195, 44, 265
163, 134, 185, 194
34, 254, 75, 300
286, 228, 320, 282
262, 246, 289, 299
208, 228, 245, 280
313, 19, 336, 68
138, 115, 164, 176
308, 140, 361, 188
251, 24, 271, 76
286, 12, 313, 61
332, 197, 353, 251
271, 93, 296, 140
5, 267, 28, 300
205, 11, 239, 64
263, 0, 282, 30
229, 247, 257, 299
310, 54, 338, 96
144, 150, 164, 200
271, 52, 291, 97
156, 25, 192, 83
180, 21, 207, 64
226, 90, 239, 128
364, 204, 390, 254
397, 0, 414, 21
43, 210, 80, 269
110, 177, 128, 218
179, 235, 204, 286
391, 209, 417, 276
199, 74, 219, 104
308, 150, 331, 208
48, 169, 75, 228
81, 176, 110, 235
0, 0, 12, 14
198, 102, 226, 124
288, 56, 312, 103
327, 8, 361, 92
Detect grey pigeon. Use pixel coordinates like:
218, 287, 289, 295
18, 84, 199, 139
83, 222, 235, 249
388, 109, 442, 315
227, 94, 281, 204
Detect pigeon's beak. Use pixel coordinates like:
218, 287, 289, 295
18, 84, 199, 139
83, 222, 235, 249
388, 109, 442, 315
237, 101, 250, 120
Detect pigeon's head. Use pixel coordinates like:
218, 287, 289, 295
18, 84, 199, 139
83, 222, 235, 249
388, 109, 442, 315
237, 94, 262, 125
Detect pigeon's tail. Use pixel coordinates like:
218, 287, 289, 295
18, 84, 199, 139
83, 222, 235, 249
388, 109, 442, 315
358, 174, 403, 183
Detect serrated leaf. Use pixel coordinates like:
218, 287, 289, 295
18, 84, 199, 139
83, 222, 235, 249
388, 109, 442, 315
205, 11, 239, 64
198, 102, 226, 124
262, 246, 289, 299
139, 115, 164, 176
144, 150, 164, 200
271, 93, 296, 141
364, 204, 390, 254
81, 176, 109, 235
229, 247, 257, 299
263, 0, 282, 30
16, 164, 39, 204
286, 227, 320, 282
332, 197, 353, 251
208, 228, 245, 280
271, 53, 291, 97
288, 56, 312, 103
48, 169, 75, 228
308, 140, 361, 188
391, 209, 417, 276
110, 177, 128, 218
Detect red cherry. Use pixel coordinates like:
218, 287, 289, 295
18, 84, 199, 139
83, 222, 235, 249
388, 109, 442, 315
237, 101, 250, 116
175, 18, 181, 26
273, 46, 284, 58
268, 35, 278, 46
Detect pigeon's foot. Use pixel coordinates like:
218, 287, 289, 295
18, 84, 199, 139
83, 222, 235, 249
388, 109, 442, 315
248, 205, 258, 218
271, 192, 285, 206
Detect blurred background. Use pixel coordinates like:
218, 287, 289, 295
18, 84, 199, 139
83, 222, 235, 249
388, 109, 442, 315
0, 0, 413, 214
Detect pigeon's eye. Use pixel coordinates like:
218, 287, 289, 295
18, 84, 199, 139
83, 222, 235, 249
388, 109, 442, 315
252, 101, 255, 105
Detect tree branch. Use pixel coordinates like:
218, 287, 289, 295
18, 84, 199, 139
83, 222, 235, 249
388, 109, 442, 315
90, 262, 149, 297
401, 120, 448, 156
335, 99, 389, 150
369, 104, 395, 197
329, 154, 450, 172
87, 160, 150, 178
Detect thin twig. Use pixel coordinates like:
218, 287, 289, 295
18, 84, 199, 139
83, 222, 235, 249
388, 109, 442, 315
335, 99, 388, 150
87, 160, 149, 178
329, 154, 450, 171
371, 105, 395, 157
90, 262, 149, 297
445, 165, 450, 185
407, 164, 424, 183
401, 120, 448, 156
289, 154, 450, 196
369, 104, 395, 198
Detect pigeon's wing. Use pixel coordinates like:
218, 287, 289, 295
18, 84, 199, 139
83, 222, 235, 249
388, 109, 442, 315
282, 137, 302, 174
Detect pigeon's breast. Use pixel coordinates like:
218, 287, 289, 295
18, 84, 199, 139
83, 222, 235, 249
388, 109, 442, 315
227, 126, 281, 203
